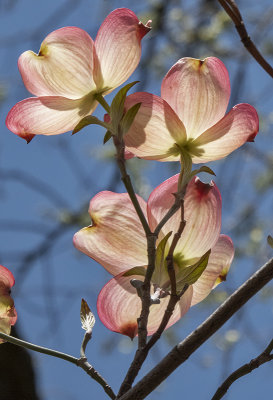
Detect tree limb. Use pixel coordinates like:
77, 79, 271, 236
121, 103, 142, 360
0, 332, 116, 400
119, 256, 273, 400
217, 0, 273, 78
211, 338, 273, 400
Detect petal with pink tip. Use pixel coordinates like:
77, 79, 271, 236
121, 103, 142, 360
191, 104, 259, 163
161, 57, 231, 139
6, 95, 97, 138
0, 265, 15, 292
94, 8, 151, 90
73, 191, 148, 276
191, 235, 234, 305
147, 175, 222, 259
124, 92, 186, 161
0, 295, 14, 315
97, 272, 193, 338
0, 307, 17, 342
0, 265, 17, 341
0, 318, 12, 337
19, 27, 96, 98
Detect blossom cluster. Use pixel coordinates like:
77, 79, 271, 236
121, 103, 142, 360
4, 8, 259, 339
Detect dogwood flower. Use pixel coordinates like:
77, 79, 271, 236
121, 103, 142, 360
0, 265, 17, 342
124, 57, 259, 163
73, 175, 234, 338
6, 8, 151, 143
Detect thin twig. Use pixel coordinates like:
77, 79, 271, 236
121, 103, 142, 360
217, 0, 273, 78
119, 256, 273, 400
0, 332, 78, 364
117, 287, 186, 398
117, 199, 187, 397
77, 357, 116, 400
114, 136, 151, 236
145, 284, 189, 353
113, 136, 156, 350
0, 332, 116, 400
211, 339, 273, 400
80, 331, 92, 359
166, 200, 186, 295
154, 194, 182, 238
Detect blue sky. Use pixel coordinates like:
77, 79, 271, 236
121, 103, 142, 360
0, 1, 273, 399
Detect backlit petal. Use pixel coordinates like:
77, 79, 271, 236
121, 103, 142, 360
97, 272, 193, 338
19, 27, 95, 98
161, 57, 230, 139
6, 95, 97, 138
0, 265, 17, 341
191, 104, 259, 163
124, 92, 186, 161
95, 8, 151, 90
191, 235, 234, 305
0, 265, 15, 292
73, 191, 148, 276
147, 175, 222, 259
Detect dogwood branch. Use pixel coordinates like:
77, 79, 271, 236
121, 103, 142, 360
117, 201, 187, 397
96, 90, 158, 359
119, 256, 273, 400
217, 0, 273, 78
113, 136, 151, 236
0, 332, 116, 400
166, 199, 186, 295
113, 135, 156, 350
211, 338, 273, 400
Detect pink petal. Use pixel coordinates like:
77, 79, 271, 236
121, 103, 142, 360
0, 265, 15, 291
0, 318, 12, 337
0, 266, 17, 340
124, 149, 136, 160
124, 92, 186, 161
161, 57, 231, 139
0, 306, 17, 342
147, 175, 222, 259
6, 96, 97, 137
97, 272, 193, 338
19, 27, 96, 98
191, 104, 259, 163
94, 8, 151, 90
73, 191, 148, 276
191, 235, 234, 305
0, 295, 14, 314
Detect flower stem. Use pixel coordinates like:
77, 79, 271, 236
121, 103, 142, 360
95, 93, 111, 114
113, 136, 151, 236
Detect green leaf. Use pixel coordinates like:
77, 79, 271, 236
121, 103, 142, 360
110, 81, 139, 132
120, 103, 141, 136
123, 266, 146, 277
103, 130, 112, 144
152, 232, 172, 286
176, 249, 211, 290
72, 116, 111, 135
80, 299, 95, 332
267, 235, 273, 249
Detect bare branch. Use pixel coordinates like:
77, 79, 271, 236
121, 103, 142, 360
0, 332, 116, 400
217, 0, 273, 78
119, 256, 273, 400
166, 199, 186, 295
117, 201, 187, 397
211, 339, 273, 400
